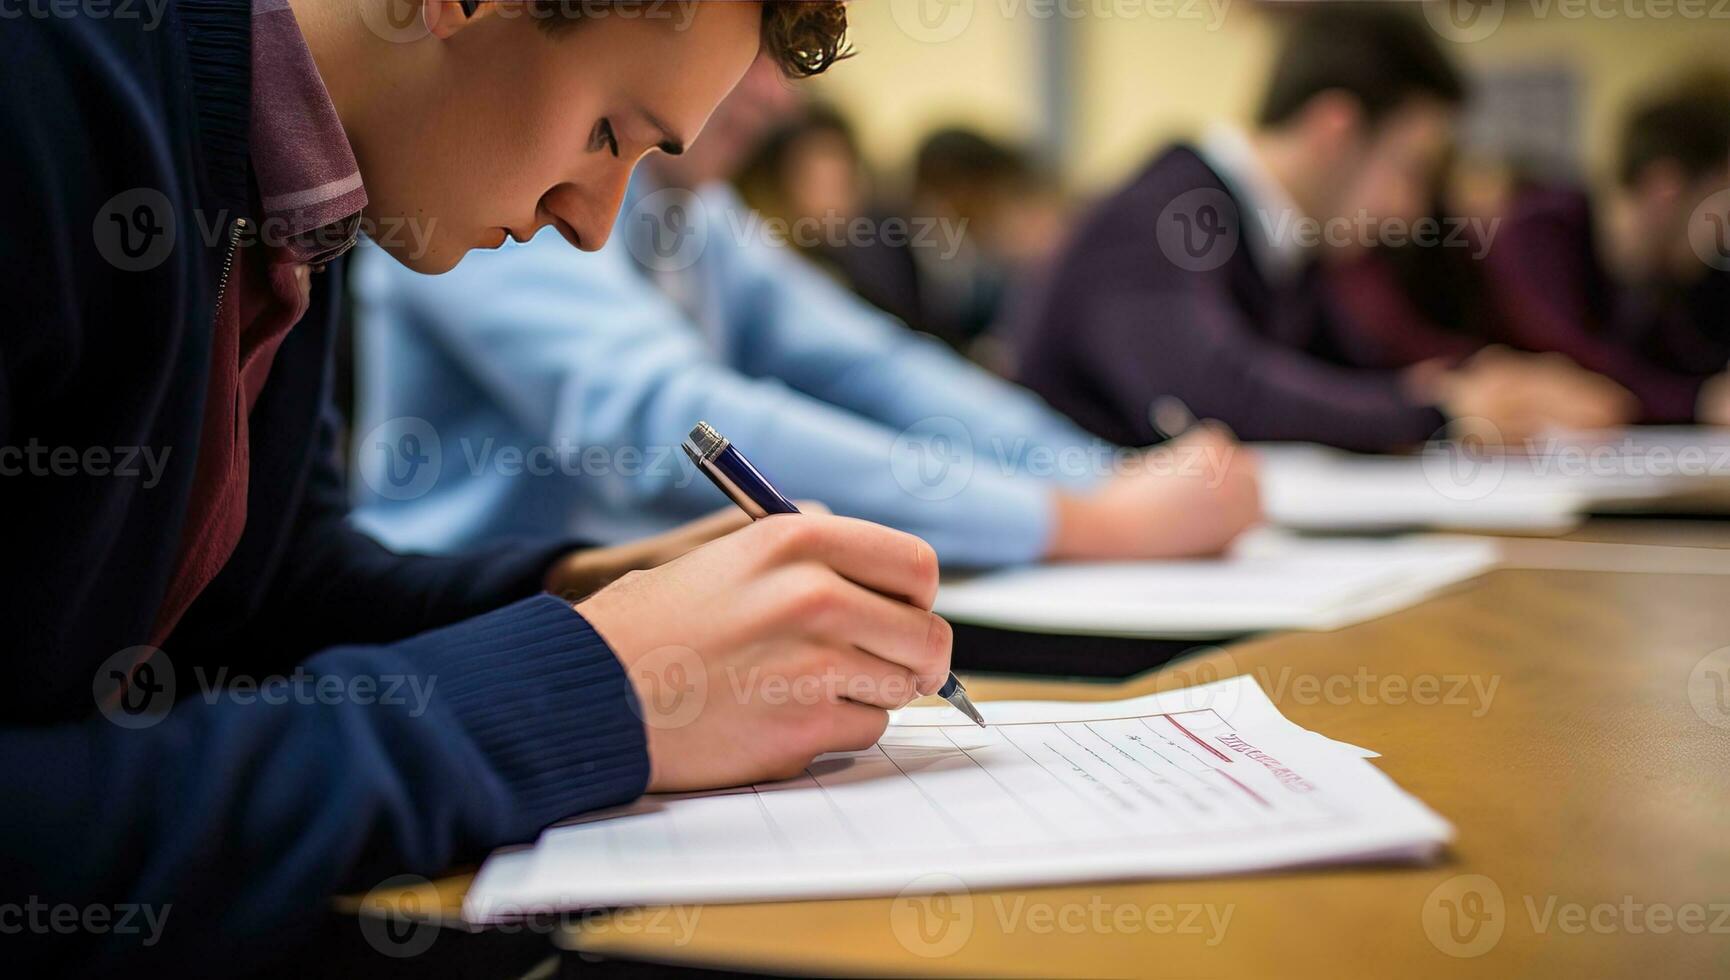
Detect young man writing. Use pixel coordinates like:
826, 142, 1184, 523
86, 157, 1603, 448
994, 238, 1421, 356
2, 1, 957, 972
1009, 6, 1635, 453
348, 54, 1261, 571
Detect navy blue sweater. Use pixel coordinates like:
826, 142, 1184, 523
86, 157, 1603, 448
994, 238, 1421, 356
0, 1, 649, 972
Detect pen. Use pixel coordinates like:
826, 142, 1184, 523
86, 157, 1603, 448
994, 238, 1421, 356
681, 421, 986, 727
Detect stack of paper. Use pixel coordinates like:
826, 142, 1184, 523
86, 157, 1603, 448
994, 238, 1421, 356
932, 530, 1498, 638
464, 676, 1452, 920
1259, 432, 1730, 533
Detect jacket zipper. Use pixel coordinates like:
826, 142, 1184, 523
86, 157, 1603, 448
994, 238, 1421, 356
212, 217, 246, 326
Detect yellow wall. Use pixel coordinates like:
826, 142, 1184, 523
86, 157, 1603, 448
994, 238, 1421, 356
814, 2, 1730, 194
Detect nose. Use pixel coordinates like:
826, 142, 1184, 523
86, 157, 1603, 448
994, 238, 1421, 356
545, 162, 639, 253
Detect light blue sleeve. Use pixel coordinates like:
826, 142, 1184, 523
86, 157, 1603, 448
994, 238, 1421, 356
698, 183, 1104, 490
367, 232, 1060, 567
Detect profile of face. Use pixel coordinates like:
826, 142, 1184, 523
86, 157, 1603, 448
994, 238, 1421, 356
349, 0, 764, 272
1602, 161, 1728, 284
783, 129, 865, 223
1329, 98, 1458, 232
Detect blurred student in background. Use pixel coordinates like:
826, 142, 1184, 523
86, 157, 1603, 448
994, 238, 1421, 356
737, 113, 1068, 359
1490, 78, 1730, 425
1010, 5, 1635, 453
1326, 77, 1730, 429
352, 56, 1261, 570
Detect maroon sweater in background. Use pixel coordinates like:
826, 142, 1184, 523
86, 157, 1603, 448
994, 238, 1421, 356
1326, 187, 1729, 424
1487, 187, 1728, 423
1007, 146, 1447, 452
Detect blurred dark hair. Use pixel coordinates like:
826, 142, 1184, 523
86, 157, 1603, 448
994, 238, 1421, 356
737, 103, 859, 182
732, 103, 861, 216
533, 0, 851, 78
1617, 76, 1730, 187
1258, 4, 1467, 129
913, 128, 1038, 197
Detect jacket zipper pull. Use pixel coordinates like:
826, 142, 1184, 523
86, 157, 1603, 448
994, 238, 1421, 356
212, 217, 247, 325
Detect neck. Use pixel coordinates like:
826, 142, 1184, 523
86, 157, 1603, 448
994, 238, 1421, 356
286, 0, 372, 143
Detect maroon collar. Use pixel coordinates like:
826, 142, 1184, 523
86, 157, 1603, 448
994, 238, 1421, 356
250, 0, 367, 266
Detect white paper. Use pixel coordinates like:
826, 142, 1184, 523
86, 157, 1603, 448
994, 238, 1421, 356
464, 676, 1452, 921
932, 530, 1497, 638
1259, 443, 1593, 533
1254, 435, 1730, 534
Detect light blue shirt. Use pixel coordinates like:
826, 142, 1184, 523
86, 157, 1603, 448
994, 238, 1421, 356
350, 177, 1100, 566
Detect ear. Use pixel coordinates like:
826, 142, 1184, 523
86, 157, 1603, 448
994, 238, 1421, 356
1302, 90, 1368, 148
420, 0, 505, 40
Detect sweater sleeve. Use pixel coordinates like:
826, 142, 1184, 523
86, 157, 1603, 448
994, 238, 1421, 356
3, 596, 649, 975
239, 407, 585, 653
1075, 271, 1448, 453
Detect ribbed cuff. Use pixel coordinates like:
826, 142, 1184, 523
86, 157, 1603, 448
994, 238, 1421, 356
410, 594, 649, 836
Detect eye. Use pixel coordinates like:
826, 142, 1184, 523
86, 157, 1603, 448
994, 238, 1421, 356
590, 119, 620, 158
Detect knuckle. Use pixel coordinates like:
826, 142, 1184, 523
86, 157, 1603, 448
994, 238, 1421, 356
907, 535, 940, 600
922, 613, 954, 675
762, 514, 823, 559
779, 565, 843, 622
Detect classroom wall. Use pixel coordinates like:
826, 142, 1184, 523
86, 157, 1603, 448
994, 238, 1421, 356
813, 1, 1730, 195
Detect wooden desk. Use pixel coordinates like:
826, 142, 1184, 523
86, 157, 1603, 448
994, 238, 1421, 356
558, 565, 1730, 977
360, 524, 1730, 977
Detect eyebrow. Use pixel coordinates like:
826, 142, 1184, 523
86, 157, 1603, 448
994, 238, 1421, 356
637, 107, 686, 156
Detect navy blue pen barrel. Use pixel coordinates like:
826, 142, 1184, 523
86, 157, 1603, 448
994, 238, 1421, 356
714, 445, 800, 516
937, 676, 960, 699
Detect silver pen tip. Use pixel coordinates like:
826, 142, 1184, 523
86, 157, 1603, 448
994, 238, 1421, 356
949, 690, 987, 728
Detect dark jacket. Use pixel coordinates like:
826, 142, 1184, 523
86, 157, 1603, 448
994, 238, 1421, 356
0, 1, 647, 972
1007, 146, 1446, 451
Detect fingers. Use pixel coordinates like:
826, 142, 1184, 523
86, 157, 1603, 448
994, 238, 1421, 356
822, 645, 924, 709
752, 514, 941, 610
821, 700, 892, 754
771, 568, 950, 687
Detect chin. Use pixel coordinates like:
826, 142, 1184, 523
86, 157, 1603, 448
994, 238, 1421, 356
378, 240, 463, 276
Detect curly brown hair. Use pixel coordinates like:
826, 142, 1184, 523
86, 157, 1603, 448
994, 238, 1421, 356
531, 1, 851, 79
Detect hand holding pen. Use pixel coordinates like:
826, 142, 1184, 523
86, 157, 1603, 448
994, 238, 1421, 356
681, 422, 986, 726
573, 429, 962, 793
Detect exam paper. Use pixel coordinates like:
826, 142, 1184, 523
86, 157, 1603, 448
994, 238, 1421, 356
932, 530, 1498, 638
464, 676, 1452, 920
